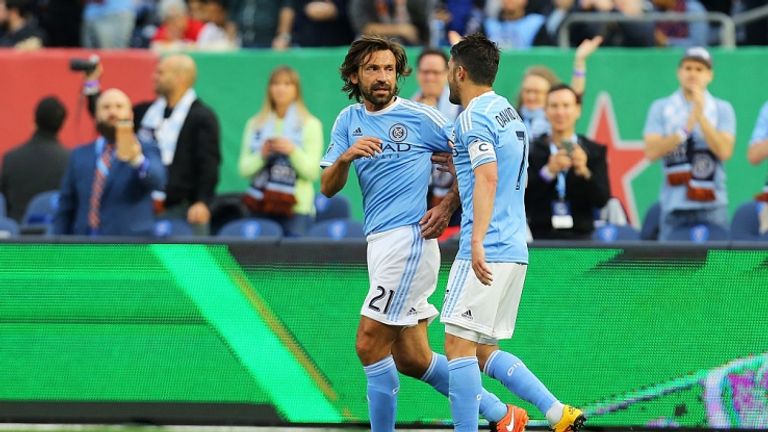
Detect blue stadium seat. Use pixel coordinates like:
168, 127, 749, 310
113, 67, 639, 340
640, 202, 661, 241
0, 216, 20, 238
315, 195, 351, 222
154, 218, 194, 238
307, 218, 365, 240
731, 201, 768, 241
667, 223, 730, 243
592, 224, 640, 243
22, 190, 59, 228
217, 218, 283, 240
0, 192, 6, 218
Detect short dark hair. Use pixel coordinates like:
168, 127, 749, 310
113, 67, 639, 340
340, 36, 411, 102
5, 0, 32, 15
547, 83, 582, 105
449, 33, 500, 86
417, 48, 448, 70
35, 96, 67, 134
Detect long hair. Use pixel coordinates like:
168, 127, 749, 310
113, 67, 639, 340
516, 66, 560, 109
340, 36, 411, 102
253, 65, 310, 126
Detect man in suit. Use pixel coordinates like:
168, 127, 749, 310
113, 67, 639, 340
1, 96, 69, 222
53, 89, 166, 236
84, 54, 221, 235
525, 83, 610, 240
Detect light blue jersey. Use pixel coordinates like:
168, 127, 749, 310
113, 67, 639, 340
453, 91, 529, 263
321, 97, 452, 235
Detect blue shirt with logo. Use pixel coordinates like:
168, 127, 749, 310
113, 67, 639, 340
453, 91, 529, 264
321, 97, 452, 235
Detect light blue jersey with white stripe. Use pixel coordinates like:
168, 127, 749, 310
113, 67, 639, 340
322, 97, 453, 235
453, 91, 529, 263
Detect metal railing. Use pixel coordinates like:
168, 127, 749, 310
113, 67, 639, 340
733, 3, 768, 27
557, 11, 735, 48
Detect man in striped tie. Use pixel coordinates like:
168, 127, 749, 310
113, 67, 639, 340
53, 89, 166, 236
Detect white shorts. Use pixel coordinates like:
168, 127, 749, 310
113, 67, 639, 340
361, 224, 440, 326
440, 260, 527, 343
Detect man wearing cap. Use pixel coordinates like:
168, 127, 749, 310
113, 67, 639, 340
643, 47, 735, 241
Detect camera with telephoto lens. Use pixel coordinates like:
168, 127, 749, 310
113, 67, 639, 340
69, 55, 100, 73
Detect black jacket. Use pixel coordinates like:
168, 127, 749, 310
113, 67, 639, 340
134, 100, 221, 207
0, 131, 69, 222
88, 93, 221, 207
525, 134, 610, 239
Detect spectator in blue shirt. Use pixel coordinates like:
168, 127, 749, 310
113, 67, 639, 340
643, 47, 735, 241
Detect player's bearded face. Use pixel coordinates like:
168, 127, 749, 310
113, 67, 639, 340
361, 81, 396, 107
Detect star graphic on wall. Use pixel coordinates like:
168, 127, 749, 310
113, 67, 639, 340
586, 92, 650, 226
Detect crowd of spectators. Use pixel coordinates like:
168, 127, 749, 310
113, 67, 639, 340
1, 0, 766, 51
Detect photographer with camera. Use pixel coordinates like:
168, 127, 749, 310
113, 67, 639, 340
80, 54, 221, 236
525, 83, 610, 240
53, 89, 166, 236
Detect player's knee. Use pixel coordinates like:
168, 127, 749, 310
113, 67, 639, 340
393, 351, 430, 378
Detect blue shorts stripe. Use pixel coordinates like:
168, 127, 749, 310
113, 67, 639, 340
393, 225, 424, 318
387, 225, 421, 321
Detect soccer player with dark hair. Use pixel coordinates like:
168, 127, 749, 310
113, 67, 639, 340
443, 33, 585, 432
321, 35, 525, 432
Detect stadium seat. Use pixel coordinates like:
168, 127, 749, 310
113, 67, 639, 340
22, 190, 59, 228
592, 224, 640, 243
307, 218, 365, 240
731, 201, 768, 241
154, 218, 194, 238
315, 195, 351, 222
217, 218, 284, 240
595, 197, 629, 228
209, 193, 249, 235
0, 192, 6, 218
640, 202, 661, 241
0, 216, 20, 238
667, 223, 730, 243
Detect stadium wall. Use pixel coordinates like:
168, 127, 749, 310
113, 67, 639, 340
0, 241, 766, 428
2, 48, 768, 224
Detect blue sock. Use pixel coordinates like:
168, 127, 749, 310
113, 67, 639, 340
421, 352, 508, 422
364, 355, 399, 432
484, 350, 557, 415
448, 357, 482, 432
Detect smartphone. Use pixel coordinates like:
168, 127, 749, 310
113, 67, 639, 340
561, 140, 574, 155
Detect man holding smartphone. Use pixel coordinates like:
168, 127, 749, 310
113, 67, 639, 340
525, 83, 611, 240
53, 88, 166, 236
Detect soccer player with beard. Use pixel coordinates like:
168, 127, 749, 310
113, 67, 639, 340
320, 36, 526, 432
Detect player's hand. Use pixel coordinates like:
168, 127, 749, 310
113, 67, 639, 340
431, 152, 455, 177
341, 137, 382, 162
269, 137, 295, 155
115, 120, 141, 162
420, 205, 451, 239
187, 201, 211, 224
471, 243, 493, 286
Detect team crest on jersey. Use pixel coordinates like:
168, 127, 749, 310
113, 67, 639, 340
389, 123, 408, 142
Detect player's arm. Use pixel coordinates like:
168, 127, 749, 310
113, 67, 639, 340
420, 152, 459, 239
472, 161, 497, 286
320, 137, 381, 197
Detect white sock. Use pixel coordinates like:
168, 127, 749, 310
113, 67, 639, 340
545, 401, 565, 425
